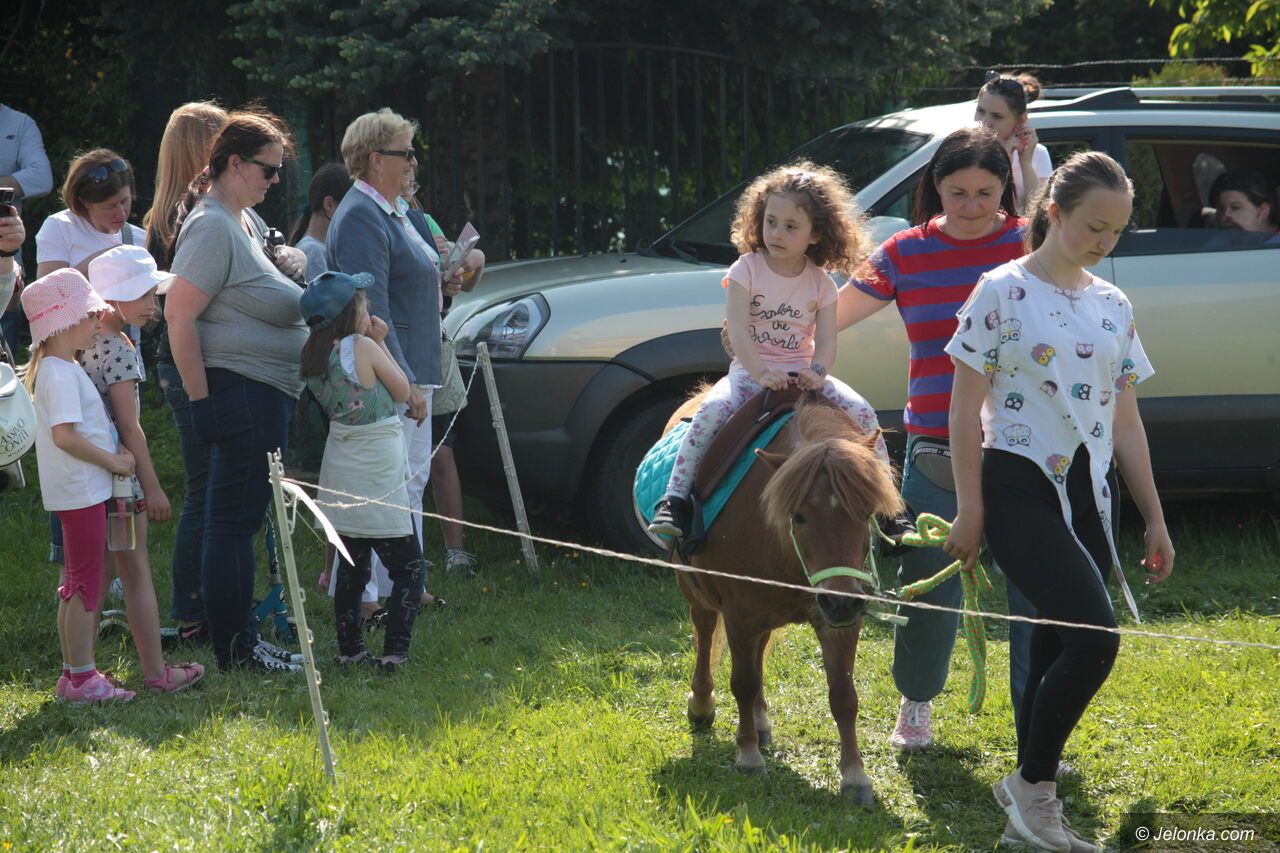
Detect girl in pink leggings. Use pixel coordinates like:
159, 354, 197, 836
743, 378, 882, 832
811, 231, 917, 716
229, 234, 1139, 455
649, 162, 887, 538
23, 269, 203, 703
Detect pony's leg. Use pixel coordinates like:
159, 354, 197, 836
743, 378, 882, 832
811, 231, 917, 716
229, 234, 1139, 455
687, 600, 720, 729
753, 630, 773, 747
817, 623, 874, 805
725, 616, 767, 774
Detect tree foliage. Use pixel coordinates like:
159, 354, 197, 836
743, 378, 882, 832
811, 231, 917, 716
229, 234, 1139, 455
225, 0, 560, 100
1150, 0, 1280, 73
225, 0, 1046, 104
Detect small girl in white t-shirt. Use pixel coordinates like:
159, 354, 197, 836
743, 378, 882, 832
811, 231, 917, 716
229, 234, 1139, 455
649, 162, 888, 539
82, 245, 204, 694
21, 270, 139, 703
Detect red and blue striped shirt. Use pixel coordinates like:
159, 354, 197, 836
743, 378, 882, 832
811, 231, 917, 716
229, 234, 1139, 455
853, 214, 1027, 438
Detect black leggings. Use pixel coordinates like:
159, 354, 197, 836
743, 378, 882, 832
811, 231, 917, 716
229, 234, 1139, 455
334, 534, 427, 659
983, 445, 1119, 784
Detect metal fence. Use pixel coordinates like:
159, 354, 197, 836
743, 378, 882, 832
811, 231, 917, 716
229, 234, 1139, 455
384, 45, 886, 260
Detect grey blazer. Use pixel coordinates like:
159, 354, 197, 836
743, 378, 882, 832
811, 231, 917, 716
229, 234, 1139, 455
326, 187, 442, 386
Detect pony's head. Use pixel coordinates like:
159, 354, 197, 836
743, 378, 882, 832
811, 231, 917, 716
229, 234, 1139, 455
757, 405, 902, 627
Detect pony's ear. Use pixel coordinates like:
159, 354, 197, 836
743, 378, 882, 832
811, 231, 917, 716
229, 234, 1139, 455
755, 448, 788, 471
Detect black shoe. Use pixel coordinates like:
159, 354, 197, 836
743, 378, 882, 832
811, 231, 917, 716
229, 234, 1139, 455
648, 497, 689, 538
162, 621, 211, 648
878, 507, 918, 559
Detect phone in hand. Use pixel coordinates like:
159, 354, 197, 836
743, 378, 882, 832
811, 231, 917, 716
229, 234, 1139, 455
0, 187, 15, 217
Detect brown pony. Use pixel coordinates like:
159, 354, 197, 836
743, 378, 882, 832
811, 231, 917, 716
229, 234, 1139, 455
667, 393, 902, 805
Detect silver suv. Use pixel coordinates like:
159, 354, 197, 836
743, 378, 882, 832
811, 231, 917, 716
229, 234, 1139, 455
446, 86, 1280, 553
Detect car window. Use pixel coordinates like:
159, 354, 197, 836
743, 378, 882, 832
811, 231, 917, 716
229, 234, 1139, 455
1116, 132, 1280, 257
655, 127, 930, 264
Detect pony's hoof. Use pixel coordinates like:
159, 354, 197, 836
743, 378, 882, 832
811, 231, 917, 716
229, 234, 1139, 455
734, 751, 767, 776
687, 708, 716, 730
756, 727, 772, 748
841, 783, 875, 807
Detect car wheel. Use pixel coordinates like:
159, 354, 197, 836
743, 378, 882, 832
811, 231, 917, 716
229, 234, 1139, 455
582, 393, 684, 556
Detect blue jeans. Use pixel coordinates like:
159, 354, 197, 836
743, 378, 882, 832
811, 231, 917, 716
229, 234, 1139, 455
193, 368, 294, 668
0, 309, 21, 356
158, 361, 209, 623
893, 435, 1037, 718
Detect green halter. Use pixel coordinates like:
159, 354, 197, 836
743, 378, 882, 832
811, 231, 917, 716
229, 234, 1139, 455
788, 518, 879, 588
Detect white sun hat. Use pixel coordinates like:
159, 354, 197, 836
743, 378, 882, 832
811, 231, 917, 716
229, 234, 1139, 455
87, 244, 174, 302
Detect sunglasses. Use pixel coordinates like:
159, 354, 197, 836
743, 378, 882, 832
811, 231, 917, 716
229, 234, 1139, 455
377, 148, 418, 162
241, 155, 283, 180
87, 158, 130, 184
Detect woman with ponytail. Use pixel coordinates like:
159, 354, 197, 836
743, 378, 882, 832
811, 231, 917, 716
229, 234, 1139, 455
289, 162, 351, 277
946, 151, 1173, 850
143, 101, 228, 644
975, 71, 1052, 213
163, 108, 310, 674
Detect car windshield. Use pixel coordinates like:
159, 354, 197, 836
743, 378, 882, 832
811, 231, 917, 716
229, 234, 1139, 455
649, 125, 930, 265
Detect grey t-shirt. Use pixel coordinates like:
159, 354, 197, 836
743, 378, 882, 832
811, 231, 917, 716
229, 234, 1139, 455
171, 196, 307, 397
295, 235, 329, 279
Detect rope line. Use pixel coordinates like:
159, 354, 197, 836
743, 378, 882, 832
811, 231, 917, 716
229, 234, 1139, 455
282, 477, 1280, 654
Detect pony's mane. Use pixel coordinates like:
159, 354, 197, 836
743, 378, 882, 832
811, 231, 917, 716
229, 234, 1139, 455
760, 402, 902, 534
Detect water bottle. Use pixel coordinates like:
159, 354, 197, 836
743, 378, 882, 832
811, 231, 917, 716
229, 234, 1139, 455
107, 475, 136, 552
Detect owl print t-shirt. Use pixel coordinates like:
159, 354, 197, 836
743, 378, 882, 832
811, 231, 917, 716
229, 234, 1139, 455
723, 252, 839, 372
945, 259, 1153, 584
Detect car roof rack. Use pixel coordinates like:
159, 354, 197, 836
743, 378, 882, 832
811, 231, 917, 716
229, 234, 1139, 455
1035, 86, 1280, 112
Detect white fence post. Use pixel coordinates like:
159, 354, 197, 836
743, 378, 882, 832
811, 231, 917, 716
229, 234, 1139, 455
476, 342, 540, 574
268, 451, 337, 782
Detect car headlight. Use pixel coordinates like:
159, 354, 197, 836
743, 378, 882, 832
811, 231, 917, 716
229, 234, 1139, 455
453, 294, 550, 360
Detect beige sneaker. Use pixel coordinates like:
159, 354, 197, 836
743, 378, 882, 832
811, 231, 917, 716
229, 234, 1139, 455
992, 769, 1070, 852
1002, 817, 1099, 852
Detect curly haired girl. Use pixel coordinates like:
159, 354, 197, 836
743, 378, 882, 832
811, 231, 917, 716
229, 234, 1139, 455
649, 161, 888, 538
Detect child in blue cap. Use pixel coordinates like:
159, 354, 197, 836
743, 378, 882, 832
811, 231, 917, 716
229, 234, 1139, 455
299, 271, 428, 670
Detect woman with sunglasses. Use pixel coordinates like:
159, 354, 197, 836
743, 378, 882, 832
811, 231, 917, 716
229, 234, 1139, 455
35, 150, 146, 279
34, 150, 150, 573
162, 108, 310, 674
325, 108, 442, 618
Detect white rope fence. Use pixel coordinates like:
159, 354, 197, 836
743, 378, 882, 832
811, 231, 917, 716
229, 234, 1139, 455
282, 476, 1280, 654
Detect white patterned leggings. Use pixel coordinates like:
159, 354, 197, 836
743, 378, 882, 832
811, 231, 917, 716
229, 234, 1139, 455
664, 365, 889, 499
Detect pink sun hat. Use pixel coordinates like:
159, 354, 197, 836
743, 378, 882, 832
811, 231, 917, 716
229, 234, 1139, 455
20, 268, 111, 348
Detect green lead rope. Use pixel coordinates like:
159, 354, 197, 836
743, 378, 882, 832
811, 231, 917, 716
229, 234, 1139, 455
888, 513, 993, 714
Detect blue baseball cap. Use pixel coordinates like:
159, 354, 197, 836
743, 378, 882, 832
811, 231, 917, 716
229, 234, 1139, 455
299, 271, 374, 329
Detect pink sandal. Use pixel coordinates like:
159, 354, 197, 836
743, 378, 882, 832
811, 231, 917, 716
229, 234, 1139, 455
144, 661, 206, 694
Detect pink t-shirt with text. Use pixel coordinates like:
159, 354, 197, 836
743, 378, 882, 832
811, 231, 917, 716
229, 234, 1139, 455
723, 252, 838, 372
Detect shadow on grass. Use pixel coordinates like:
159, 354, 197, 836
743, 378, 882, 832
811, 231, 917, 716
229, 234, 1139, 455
652, 724, 919, 849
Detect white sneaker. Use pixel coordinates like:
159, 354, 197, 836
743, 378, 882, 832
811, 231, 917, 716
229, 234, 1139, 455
108, 577, 125, 605
889, 697, 933, 751
445, 548, 478, 576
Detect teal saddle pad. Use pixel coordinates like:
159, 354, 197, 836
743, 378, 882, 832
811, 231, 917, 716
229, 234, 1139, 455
634, 413, 793, 538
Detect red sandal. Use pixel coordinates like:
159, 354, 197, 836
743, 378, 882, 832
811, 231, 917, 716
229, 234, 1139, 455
144, 661, 206, 694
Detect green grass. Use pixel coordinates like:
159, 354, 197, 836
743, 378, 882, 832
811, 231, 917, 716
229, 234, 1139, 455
0, 383, 1277, 850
